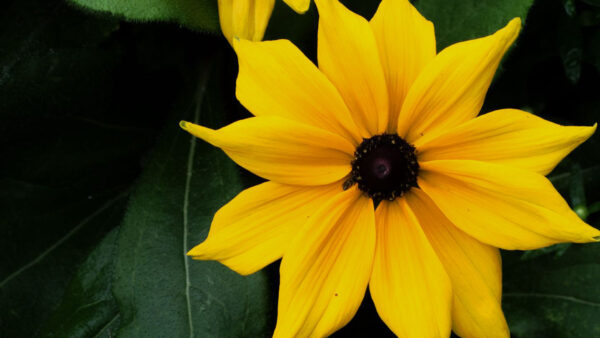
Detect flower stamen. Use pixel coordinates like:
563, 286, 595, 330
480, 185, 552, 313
344, 134, 419, 201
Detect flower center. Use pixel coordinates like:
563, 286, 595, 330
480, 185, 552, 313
344, 134, 419, 201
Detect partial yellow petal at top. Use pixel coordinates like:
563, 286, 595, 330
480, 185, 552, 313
419, 160, 600, 250
316, 0, 389, 137
369, 199, 452, 337
274, 187, 375, 337
188, 181, 343, 275
234, 38, 362, 145
218, 0, 275, 45
370, 0, 436, 133
416, 109, 597, 175
180, 116, 354, 186
406, 189, 509, 338
397, 18, 521, 143
283, 0, 310, 13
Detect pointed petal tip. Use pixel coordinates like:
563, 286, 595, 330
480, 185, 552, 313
284, 0, 310, 14
509, 17, 522, 27
178, 120, 214, 140
579, 228, 600, 244
581, 122, 597, 141
485, 17, 521, 50
178, 121, 218, 143
187, 243, 206, 257
179, 120, 189, 130
503, 17, 522, 40
589, 225, 600, 240
187, 244, 255, 276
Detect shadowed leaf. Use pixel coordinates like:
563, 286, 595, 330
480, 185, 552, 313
112, 58, 274, 337
415, 0, 535, 50
503, 243, 600, 337
39, 227, 122, 338
68, 0, 219, 33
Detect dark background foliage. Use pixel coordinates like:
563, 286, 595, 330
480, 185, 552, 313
1, 0, 599, 337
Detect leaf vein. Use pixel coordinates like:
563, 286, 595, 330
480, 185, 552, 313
182, 68, 210, 338
504, 292, 600, 307
0, 191, 128, 288
92, 313, 120, 338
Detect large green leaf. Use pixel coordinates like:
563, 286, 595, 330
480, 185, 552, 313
67, 0, 219, 33
503, 243, 600, 337
39, 227, 121, 338
0, 181, 130, 336
112, 58, 273, 337
0, 0, 141, 331
0, 0, 203, 335
414, 0, 535, 50
0, 0, 119, 118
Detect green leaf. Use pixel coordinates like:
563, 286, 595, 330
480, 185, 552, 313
112, 58, 273, 337
0, 0, 188, 335
39, 227, 121, 338
503, 243, 600, 337
414, 0, 535, 50
0, 0, 119, 118
68, 0, 219, 33
0, 184, 130, 336
0, 3, 141, 326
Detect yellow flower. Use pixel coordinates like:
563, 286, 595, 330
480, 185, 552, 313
181, 0, 599, 336
218, 0, 311, 45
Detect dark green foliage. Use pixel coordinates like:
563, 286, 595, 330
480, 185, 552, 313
68, 0, 219, 33
0, 0, 213, 335
0, 1, 141, 335
415, 0, 535, 50
503, 243, 600, 337
112, 60, 273, 337
39, 228, 121, 338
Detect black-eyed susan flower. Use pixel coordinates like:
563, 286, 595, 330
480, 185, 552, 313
218, 0, 310, 45
181, 0, 600, 336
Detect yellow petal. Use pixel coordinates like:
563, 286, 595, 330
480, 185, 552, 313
180, 116, 354, 186
188, 181, 343, 275
397, 18, 521, 143
369, 199, 452, 337
416, 109, 597, 176
283, 0, 310, 13
406, 189, 509, 338
370, 0, 436, 133
315, 0, 388, 137
274, 187, 375, 337
234, 38, 362, 144
419, 160, 600, 250
218, 0, 275, 45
